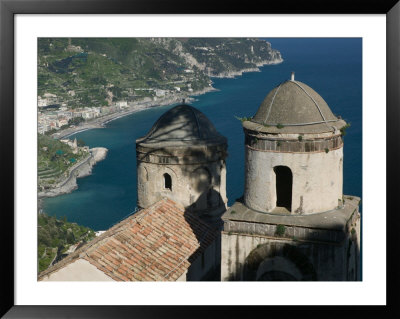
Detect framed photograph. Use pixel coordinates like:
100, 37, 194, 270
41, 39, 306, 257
1, 0, 399, 317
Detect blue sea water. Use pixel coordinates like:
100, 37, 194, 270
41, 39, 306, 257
43, 38, 362, 231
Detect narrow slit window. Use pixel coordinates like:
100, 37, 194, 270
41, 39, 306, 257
164, 173, 172, 191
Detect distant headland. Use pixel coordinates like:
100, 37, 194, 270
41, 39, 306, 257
38, 38, 282, 137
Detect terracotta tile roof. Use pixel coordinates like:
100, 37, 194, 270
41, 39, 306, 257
38, 198, 218, 281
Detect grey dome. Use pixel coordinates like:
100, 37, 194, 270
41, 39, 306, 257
245, 79, 346, 134
137, 104, 227, 147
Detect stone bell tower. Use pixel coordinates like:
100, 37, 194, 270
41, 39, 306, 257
221, 73, 361, 281
243, 71, 346, 214
136, 104, 228, 226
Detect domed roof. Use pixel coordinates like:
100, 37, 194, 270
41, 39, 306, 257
137, 104, 227, 147
245, 74, 346, 134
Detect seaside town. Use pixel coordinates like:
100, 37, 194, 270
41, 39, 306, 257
37, 88, 203, 136
37, 38, 282, 137
38, 95, 148, 135
37, 64, 210, 136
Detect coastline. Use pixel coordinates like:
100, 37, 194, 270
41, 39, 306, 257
42, 58, 282, 202
52, 58, 283, 140
53, 86, 217, 140
38, 147, 108, 200
210, 58, 284, 79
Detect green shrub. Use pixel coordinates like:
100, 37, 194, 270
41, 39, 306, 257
235, 115, 252, 122
298, 135, 303, 141
276, 123, 284, 129
68, 117, 84, 126
340, 123, 351, 136
325, 148, 329, 153
276, 224, 285, 236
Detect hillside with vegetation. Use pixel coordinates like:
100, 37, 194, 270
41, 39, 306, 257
38, 38, 282, 108
38, 133, 88, 191
180, 38, 282, 75
38, 213, 96, 273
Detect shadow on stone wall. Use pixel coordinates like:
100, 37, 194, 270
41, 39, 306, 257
229, 223, 361, 281
137, 144, 226, 281
223, 196, 361, 281
182, 188, 224, 281
242, 242, 317, 281
135, 104, 228, 281
136, 113, 228, 218
138, 104, 226, 145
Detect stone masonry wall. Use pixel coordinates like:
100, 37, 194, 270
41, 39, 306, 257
244, 146, 343, 214
244, 131, 343, 153
221, 231, 354, 281
221, 208, 361, 281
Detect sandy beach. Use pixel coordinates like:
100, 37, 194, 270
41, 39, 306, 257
53, 87, 217, 140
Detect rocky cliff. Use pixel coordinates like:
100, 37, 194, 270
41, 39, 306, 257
38, 147, 108, 198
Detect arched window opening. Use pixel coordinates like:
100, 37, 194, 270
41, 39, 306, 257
163, 173, 172, 191
273, 166, 293, 212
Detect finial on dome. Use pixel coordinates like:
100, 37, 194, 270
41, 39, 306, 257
291, 72, 295, 81
182, 98, 186, 104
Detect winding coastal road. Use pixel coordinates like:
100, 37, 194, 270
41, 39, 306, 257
38, 148, 107, 199
56, 153, 92, 188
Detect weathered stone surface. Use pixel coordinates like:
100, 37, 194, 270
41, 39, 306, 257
136, 104, 228, 224
136, 104, 227, 148
243, 145, 344, 214
221, 194, 361, 281
222, 196, 360, 231
244, 134, 343, 154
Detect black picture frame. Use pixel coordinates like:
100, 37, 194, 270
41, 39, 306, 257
1, 0, 399, 317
